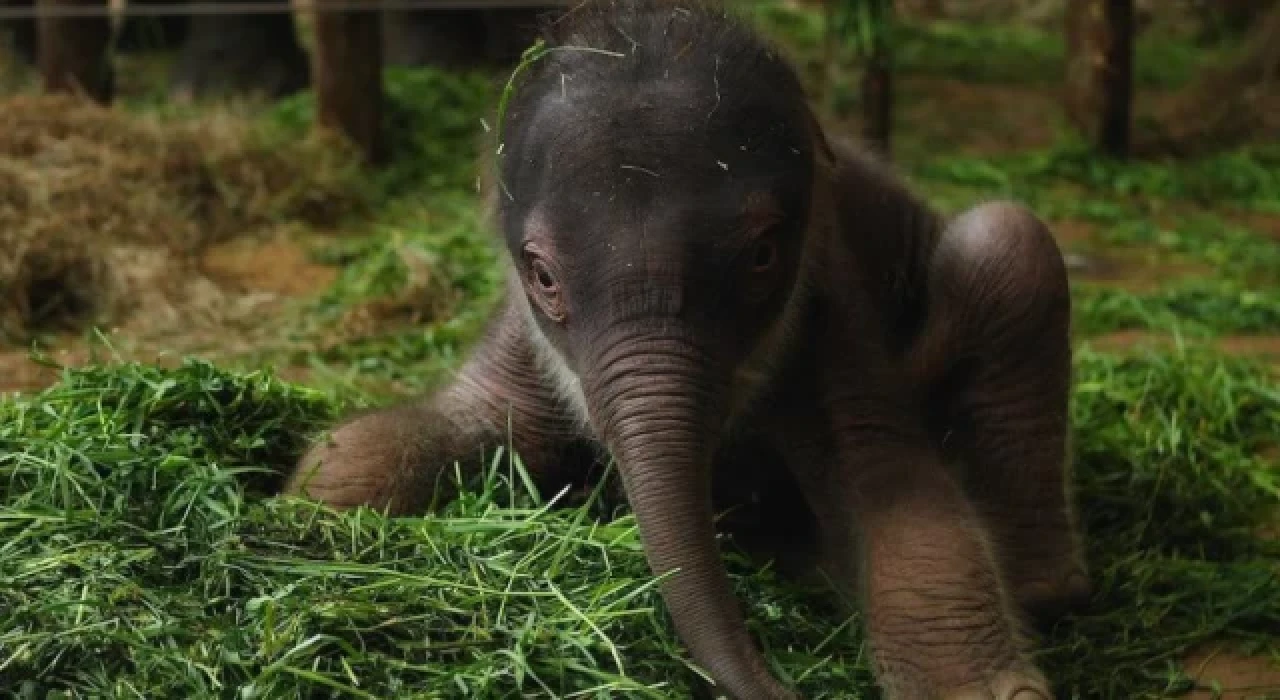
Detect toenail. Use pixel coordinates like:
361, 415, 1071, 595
1010, 690, 1049, 700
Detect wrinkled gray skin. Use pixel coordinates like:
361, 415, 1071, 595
284, 2, 1089, 699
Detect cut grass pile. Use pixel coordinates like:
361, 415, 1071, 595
1, 347, 1277, 698
0, 93, 368, 342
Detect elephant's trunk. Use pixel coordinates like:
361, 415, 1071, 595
586, 334, 793, 700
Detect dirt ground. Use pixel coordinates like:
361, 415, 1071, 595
0, 231, 341, 394
1186, 647, 1280, 700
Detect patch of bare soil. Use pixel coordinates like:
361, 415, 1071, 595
1069, 255, 1215, 291
1184, 646, 1280, 700
201, 234, 339, 298
1230, 211, 1280, 243
1050, 218, 1098, 247
0, 350, 65, 394
898, 78, 1064, 156
1084, 331, 1280, 360
1049, 220, 1216, 291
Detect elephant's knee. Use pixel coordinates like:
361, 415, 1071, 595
933, 201, 1069, 332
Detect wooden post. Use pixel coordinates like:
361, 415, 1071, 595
860, 0, 894, 159
860, 36, 893, 158
1064, 0, 1134, 158
36, 0, 113, 104
312, 0, 384, 165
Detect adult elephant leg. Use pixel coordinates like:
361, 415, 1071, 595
1, 0, 36, 63
36, 0, 114, 103
380, 7, 557, 69
169, 0, 309, 101
480, 8, 552, 64
285, 294, 592, 515
115, 0, 188, 54
380, 9, 487, 69
910, 201, 1089, 620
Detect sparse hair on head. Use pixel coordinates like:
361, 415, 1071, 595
495, 0, 816, 224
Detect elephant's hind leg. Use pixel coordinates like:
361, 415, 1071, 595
912, 201, 1090, 621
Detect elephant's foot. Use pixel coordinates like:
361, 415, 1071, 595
1002, 533, 1092, 623
943, 669, 1053, 700
1012, 562, 1092, 621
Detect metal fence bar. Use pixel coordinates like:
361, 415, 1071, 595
0, 0, 573, 20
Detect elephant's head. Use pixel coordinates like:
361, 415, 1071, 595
491, 2, 824, 695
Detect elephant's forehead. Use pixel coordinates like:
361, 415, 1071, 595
524, 185, 785, 266
524, 90, 724, 176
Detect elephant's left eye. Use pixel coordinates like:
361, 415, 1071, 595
522, 245, 567, 322
751, 239, 777, 272
532, 259, 558, 292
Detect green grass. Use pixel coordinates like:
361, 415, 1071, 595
912, 141, 1280, 208
1074, 281, 1280, 338
750, 0, 1218, 94
1099, 216, 1280, 280
1, 348, 1277, 698
264, 66, 499, 199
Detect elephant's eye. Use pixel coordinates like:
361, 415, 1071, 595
751, 240, 777, 272
532, 259, 557, 291
522, 245, 567, 322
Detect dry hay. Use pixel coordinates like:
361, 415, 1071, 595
1136, 2, 1280, 157
0, 93, 367, 342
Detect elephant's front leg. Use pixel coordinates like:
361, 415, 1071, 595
801, 409, 1052, 700
284, 294, 591, 515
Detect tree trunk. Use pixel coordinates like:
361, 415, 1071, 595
36, 0, 113, 104
821, 0, 837, 108
861, 47, 893, 157
860, 1, 895, 158
1064, 0, 1134, 158
313, 0, 384, 165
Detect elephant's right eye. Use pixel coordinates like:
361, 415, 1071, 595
522, 245, 567, 323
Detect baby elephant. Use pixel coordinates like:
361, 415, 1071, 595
284, 1, 1089, 698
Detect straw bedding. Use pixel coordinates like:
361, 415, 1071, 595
0, 94, 365, 341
